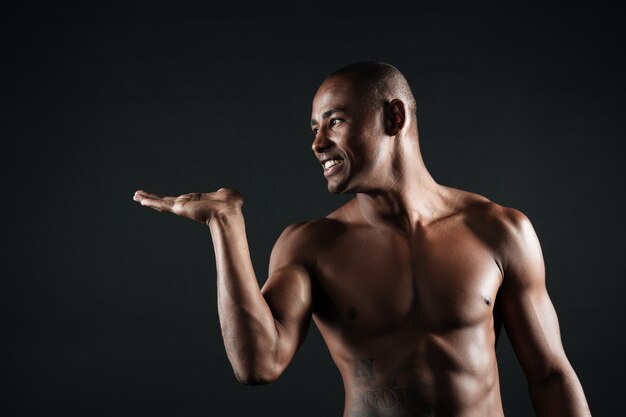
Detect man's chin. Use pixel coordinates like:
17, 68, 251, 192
327, 179, 352, 195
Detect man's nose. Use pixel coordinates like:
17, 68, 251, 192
311, 131, 333, 154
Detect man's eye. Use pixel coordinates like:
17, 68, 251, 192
313, 128, 319, 135
331, 118, 342, 126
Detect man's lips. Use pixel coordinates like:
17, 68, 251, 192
320, 156, 343, 169
319, 156, 344, 168
322, 158, 343, 177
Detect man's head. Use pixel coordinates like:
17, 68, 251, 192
310, 61, 418, 194
328, 62, 417, 120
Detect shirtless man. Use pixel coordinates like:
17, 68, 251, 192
132, 62, 592, 417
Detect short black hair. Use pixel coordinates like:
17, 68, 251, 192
327, 61, 417, 116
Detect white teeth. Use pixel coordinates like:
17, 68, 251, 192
324, 159, 342, 170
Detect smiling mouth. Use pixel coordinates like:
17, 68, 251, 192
323, 158, 343, 170
323, 158, 344, 176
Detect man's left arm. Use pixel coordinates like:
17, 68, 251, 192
497, 208, 592, 417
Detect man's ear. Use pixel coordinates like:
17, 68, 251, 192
384, 99, 406, 136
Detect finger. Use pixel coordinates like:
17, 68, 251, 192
133, 191, 175, 207
133, 190, 163, 200
137, 195, 177, 213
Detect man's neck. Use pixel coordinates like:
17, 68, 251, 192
355, 150, 452, 232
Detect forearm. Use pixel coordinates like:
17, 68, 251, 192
208, 210, 278, 384
529, 365, 592, 417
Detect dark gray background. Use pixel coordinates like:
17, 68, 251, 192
2, 2, 624, 416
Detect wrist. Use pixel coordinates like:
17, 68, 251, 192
207, 209, 243, 229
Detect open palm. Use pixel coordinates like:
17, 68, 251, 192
132, 187, 243, 225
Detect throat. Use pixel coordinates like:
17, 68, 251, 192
355, 185, 454, 231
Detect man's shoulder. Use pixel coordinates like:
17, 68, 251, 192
459, 190, 529, 230
273, 214, 346, 252
278, 196, 358, 239
269, 216, 345, 270
455, 189, 536, 266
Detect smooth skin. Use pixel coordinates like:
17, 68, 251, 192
133, 71, 591, 417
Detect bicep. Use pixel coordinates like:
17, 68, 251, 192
260, 223, 313, 370
498, 210, 568, 384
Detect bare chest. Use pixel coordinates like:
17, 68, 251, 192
312, 223, 503, 336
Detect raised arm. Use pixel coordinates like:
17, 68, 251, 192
497, 208, 592, 417
133, 188, 313, 385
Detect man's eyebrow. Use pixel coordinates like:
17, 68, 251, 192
310, 108, 348, 126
